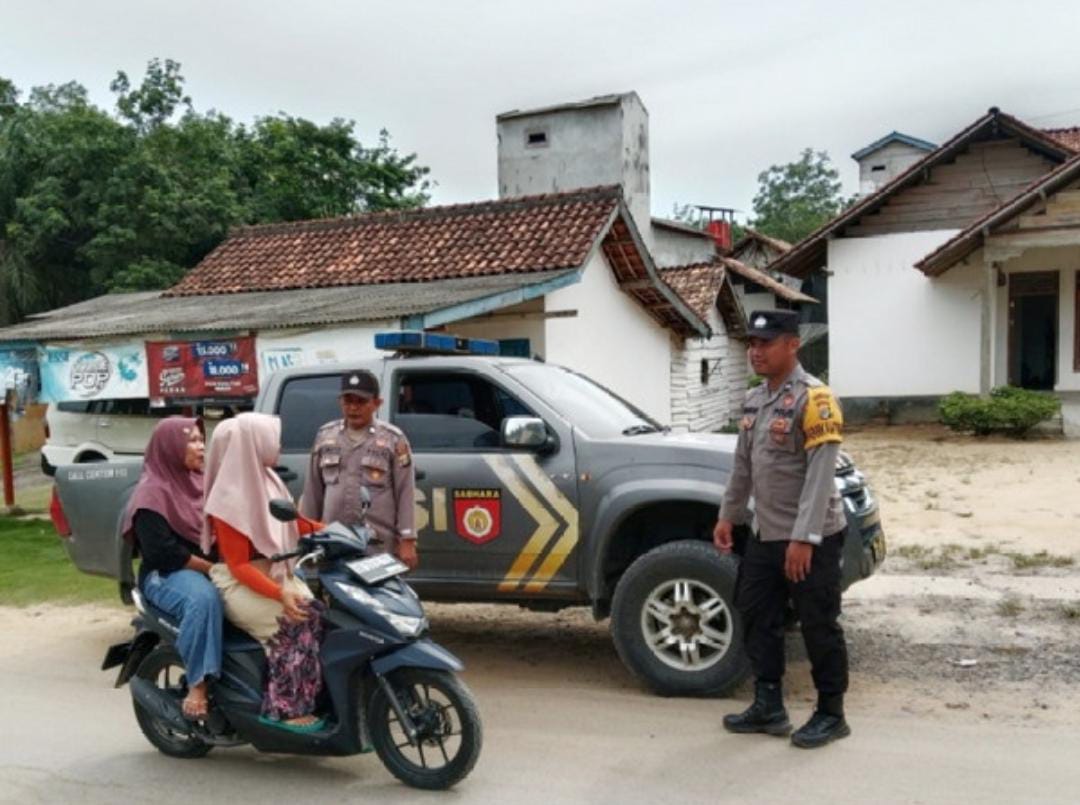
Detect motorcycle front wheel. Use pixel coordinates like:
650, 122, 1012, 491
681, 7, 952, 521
368, 668, 482, 790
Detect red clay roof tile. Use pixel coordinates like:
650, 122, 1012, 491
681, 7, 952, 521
165, 187, 621, 297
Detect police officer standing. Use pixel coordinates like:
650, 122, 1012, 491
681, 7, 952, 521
714, 310, 850, 749
300, 370, 418, 570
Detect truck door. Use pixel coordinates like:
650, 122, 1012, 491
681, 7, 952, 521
274, 373, 345, 497
388, 368, 581, 599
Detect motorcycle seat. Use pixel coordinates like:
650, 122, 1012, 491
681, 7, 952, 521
139, 597, 262, 653
223, 621, 262, 652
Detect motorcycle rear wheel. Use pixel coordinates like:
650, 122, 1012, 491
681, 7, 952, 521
368, 668, 482, 790
132, 644, 213, 759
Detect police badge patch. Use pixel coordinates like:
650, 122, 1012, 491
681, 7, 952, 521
452, 489, 502, 545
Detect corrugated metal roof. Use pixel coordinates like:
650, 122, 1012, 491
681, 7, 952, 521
0, 271, 576, 342
851, 131, 937, 160
496, 92, 637, 121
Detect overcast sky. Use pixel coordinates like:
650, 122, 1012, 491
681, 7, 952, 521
5, 0, 1080, 221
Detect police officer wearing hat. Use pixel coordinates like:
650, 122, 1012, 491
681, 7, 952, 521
299, 370, 418, 570
713, 310, 850, 749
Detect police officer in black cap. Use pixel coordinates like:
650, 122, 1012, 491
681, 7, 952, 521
300, 370, 418, 570
713, 309, 851, 749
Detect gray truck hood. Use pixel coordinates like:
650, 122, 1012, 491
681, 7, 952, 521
580, 430, 738, 475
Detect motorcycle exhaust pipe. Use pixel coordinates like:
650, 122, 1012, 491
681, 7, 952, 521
130, 677, 192, 734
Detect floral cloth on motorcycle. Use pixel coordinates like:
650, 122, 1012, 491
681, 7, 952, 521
261, 600, 326, 721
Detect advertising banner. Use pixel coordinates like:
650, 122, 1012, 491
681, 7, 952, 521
38, 343, 148, 402
146, 337, 259, 399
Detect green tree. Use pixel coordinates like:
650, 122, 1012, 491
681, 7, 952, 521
0, 60, 432, 319
749, 149, 849, 244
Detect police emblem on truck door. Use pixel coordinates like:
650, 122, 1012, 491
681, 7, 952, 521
453, 489, 502, 545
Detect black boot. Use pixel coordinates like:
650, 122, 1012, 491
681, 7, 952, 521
791, 698, 851, 749
723, 681, 792, 736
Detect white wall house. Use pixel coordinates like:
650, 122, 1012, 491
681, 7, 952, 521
769, 107, 1080, 433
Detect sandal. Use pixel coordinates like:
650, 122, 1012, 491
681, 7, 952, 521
258, 714, 326, 734
181, 694, 209, 721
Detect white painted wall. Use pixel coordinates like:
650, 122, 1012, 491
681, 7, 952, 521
827, 230, 984, 397
446, 298, 547, 358
990, 246, 1080, 392
670, 306, 747, 432
650, 225, 715, 268
544, 252, 674, 422
497, 94, 652, 245
256, 323, 391, 376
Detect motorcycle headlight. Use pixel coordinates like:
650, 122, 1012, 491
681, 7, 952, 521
336, 582, 427, 637
384, 612, 428, 638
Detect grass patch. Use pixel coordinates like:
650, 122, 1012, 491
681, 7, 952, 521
892, 543, 961, 571
1005, 551, 1075, 570
0, 517, 119, 607
996, 595, 1024, 618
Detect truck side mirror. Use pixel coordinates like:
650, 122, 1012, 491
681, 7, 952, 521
501, 416, 552, 451
269, 498, 299, 522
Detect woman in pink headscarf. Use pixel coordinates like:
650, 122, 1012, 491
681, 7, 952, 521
203, 413, 324, 731
122, 417, 220, 720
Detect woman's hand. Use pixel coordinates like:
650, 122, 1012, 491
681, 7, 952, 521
281, 588, 309, 623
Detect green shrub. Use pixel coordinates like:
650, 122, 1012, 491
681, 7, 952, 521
939, 386, 1060, 437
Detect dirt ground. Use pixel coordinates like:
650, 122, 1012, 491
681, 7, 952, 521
839, 424, 1080, 726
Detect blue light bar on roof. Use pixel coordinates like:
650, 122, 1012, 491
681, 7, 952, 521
375, 331, 500, 356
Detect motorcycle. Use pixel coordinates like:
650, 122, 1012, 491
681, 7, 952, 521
102, 491, 482, 790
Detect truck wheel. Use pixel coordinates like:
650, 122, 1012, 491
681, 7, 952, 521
611, 540, 749, 697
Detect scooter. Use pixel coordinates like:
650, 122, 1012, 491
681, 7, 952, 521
103, 491, 482, 790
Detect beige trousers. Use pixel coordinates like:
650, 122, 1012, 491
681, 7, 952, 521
210, 563, 312, 645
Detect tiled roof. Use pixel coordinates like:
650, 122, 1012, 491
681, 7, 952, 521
660, 261, 746, 340
660, 263, 724, 323
166, 187, 622, 297
1043, 127, 1080, 153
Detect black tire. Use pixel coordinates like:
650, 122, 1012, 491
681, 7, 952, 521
611, 540, 750, 697
77, 452, 107, 463
368, 669, 482, 790
132, 645, 213, 759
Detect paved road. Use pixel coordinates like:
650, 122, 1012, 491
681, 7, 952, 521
2, 605, 1077, 805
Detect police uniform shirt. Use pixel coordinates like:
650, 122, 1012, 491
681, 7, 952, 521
299, 418, 416, 552
719, 364, 846, 545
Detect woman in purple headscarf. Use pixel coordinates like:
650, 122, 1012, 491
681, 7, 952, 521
122, 416, 221, 720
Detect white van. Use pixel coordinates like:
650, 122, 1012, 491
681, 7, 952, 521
41, 400, 238, 474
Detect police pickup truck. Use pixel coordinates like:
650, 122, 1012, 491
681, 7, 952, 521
52, 332, 885, 697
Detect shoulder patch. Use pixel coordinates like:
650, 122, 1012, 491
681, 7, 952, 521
395, 438, 412, 467
802, 386, 843, 449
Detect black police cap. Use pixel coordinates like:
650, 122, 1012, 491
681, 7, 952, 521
746, 309, 800, 339
340, 369, 380, 398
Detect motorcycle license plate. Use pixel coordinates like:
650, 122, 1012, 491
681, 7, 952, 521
346, 553, 408, 584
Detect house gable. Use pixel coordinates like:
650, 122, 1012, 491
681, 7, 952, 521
769, 109, 1076, 278
842, 138, 1059, 237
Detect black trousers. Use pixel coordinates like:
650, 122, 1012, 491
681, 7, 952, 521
735, 533, 848, 708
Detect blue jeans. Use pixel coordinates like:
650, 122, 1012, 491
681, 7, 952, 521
142, 569, 224, 686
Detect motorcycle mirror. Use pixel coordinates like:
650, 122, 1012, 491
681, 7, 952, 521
269, 498, 299, 522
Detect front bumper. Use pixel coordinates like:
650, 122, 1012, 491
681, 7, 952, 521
839, 484, 886, 590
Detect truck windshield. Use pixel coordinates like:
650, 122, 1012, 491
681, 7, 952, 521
503, 363, 662, 438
